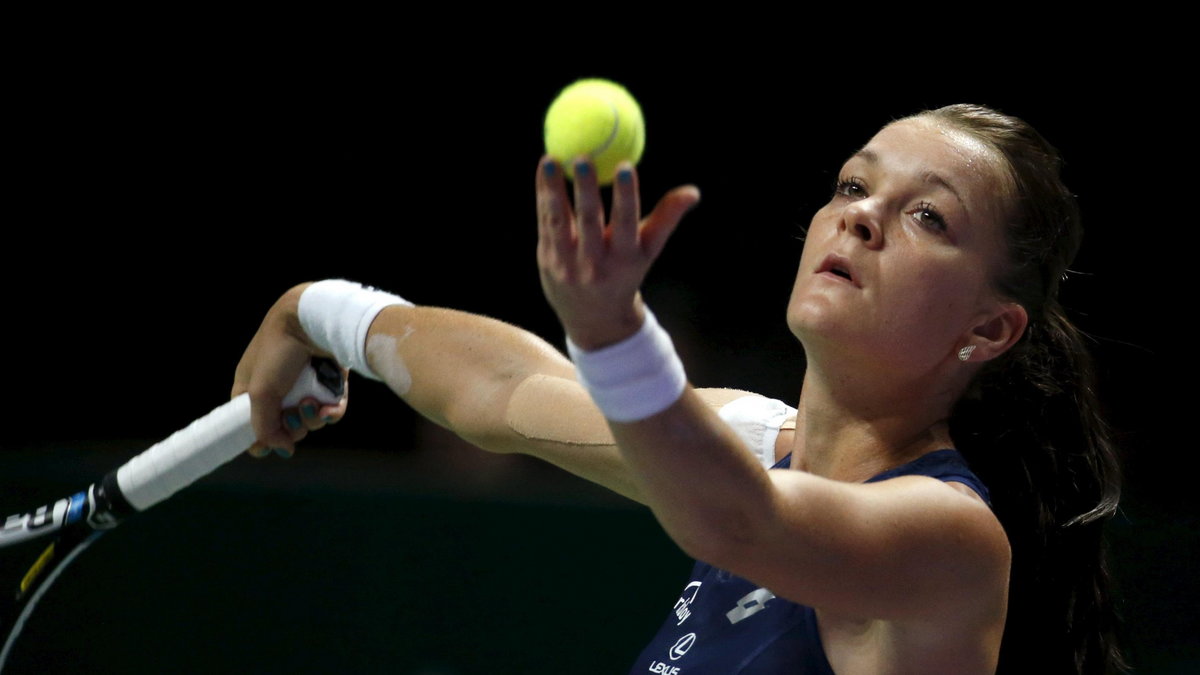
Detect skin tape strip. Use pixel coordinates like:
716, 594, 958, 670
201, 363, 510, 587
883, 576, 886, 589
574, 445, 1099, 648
366, 331, 414, 397
506, 375, 615, 446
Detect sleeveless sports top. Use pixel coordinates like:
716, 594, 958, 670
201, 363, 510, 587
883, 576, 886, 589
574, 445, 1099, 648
628, 403, 991, 674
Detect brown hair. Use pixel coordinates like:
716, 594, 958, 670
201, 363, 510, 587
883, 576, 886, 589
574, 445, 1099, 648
914, 105, 1125, 674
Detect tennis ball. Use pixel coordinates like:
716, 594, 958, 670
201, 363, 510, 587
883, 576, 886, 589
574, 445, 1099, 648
543, 78, 645, 185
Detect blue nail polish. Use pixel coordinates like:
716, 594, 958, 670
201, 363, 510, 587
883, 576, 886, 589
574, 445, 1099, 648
575, 160, 590, 177
323, 416, 334, 423
274, 447, 292, 459
544, 161, 556, 178
618, 167, 633, 184
285, 413, 301, 431
301, 404, 317, 418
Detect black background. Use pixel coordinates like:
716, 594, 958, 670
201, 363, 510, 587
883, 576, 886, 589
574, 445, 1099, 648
0, 30, 1188, 674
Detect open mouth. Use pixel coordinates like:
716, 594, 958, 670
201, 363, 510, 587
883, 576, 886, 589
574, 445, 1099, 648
817, 254, 859, 286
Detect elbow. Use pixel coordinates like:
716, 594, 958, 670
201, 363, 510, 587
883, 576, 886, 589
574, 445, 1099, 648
442, 388, 508, 451
667, 502, 768, 570
647, 449, 780, 570
442, 371, 539, 454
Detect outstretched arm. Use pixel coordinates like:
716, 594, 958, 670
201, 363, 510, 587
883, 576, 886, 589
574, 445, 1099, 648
232, 282, 760, 502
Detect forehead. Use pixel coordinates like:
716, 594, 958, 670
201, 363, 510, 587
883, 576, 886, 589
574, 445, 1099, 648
857, 118, 1014, 220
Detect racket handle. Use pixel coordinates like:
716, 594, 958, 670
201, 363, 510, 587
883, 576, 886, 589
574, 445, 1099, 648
114, 358, 343, 512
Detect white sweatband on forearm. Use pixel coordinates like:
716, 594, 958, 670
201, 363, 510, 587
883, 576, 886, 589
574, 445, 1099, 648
297, 279, 413, 381
566, 308, 687, 423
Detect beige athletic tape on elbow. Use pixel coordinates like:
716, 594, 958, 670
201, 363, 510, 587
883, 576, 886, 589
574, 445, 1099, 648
505, 375, 615, 446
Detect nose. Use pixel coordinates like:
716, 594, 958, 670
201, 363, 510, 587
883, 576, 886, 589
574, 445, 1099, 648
838, 198, 884, 249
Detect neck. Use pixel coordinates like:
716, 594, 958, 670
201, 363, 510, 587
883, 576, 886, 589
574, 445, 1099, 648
790, 357, 961, 483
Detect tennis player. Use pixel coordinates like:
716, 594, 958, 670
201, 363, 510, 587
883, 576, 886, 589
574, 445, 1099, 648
233, 104, 1123, 673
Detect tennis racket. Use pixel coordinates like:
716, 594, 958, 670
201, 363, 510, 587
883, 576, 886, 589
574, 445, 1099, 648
0, 357, 344, 671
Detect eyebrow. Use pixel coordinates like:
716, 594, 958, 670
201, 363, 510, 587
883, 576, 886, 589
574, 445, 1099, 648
850, 148, 969, 217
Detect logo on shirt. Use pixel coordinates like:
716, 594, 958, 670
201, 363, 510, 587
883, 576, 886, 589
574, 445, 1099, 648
669, 632, 696, 660
726, 587, 776, 624
673, 581, 701, 625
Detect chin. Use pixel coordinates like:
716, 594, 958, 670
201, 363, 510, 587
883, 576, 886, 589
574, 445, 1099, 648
787, 287, 834, 326
786, 303, 828, 348
786, 301, 876, 363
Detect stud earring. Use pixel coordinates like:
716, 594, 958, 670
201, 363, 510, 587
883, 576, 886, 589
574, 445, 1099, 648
958, 345, 976, 362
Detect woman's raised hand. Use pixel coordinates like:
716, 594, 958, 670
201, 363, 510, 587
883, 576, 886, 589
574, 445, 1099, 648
535, 156, 700, 350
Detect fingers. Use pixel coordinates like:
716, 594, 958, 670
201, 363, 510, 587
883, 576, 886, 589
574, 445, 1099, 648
641, 185, 701, 261
248, 437, 296, 460
610, 162, 640, 254
249, 387, 293, 455
244, 336, 318, 457
297, 394, 347, 429
236, 286, 347, 461
534, 155, 698, 345
297, 400, 323, 430
540, 154, 681, 260
317, 394, 349, 426
572, 158, 605, 259
537, 156, 574, 266
251, 392, 347, 460
248, 405, 312, 460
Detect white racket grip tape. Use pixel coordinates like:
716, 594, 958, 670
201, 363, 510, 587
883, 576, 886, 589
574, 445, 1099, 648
115, 395, 256, 511
115, 364, 340, 512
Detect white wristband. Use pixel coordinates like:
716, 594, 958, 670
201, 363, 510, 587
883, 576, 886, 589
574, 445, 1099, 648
297, 279, 413, 381
566, 308, 687, 422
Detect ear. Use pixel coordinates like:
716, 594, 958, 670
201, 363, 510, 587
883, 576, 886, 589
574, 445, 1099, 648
961, 302, 1028, 363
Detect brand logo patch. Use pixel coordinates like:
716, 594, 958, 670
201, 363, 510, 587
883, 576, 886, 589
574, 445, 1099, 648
669, 633, 696, 661
726, 587, 776, 624
673, 581, 701, 625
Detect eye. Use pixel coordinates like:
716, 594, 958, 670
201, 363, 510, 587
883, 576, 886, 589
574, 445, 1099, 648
911, 201, 948, 233
834, 176, 867, 199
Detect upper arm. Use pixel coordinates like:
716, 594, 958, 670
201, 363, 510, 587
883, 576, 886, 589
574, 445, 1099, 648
713, 471, 1010, 622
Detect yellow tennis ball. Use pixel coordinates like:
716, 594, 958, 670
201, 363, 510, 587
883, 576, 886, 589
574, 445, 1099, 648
544, 78, 645, 185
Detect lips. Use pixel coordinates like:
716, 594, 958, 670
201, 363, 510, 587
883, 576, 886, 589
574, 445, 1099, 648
816, 253, 860, 287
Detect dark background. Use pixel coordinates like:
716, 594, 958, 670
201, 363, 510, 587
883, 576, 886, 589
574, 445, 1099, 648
1, 35, 1188, 674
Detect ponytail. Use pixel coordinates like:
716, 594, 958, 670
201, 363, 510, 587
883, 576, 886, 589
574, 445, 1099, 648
921, 104, 1126, 674
952, 300, 1124, 674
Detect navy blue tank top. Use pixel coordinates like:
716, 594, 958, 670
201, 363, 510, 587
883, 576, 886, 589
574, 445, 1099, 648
629, 449, 990, 675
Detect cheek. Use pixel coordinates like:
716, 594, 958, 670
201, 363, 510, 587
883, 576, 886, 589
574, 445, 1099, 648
795, 209, 835, 269
885, 260, 988, 339
785, 261, 811, 334
788, 218, 823, 298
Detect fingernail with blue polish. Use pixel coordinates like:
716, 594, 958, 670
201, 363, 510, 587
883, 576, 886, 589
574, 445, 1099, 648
323, 416, 334, 423
274, 447, 292, 459
618, 167, 633, 184
575, 161, 590, 177
285, 413, 301, 431
544, 161, 555, 178
301, 404, 317, 419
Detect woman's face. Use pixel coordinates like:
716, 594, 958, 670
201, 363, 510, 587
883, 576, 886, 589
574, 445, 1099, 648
787, 117, 1016, 375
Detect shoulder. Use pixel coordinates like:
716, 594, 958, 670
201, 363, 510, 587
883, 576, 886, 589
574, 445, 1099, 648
696, 389, 796, 469
722, 466, 1010, 624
